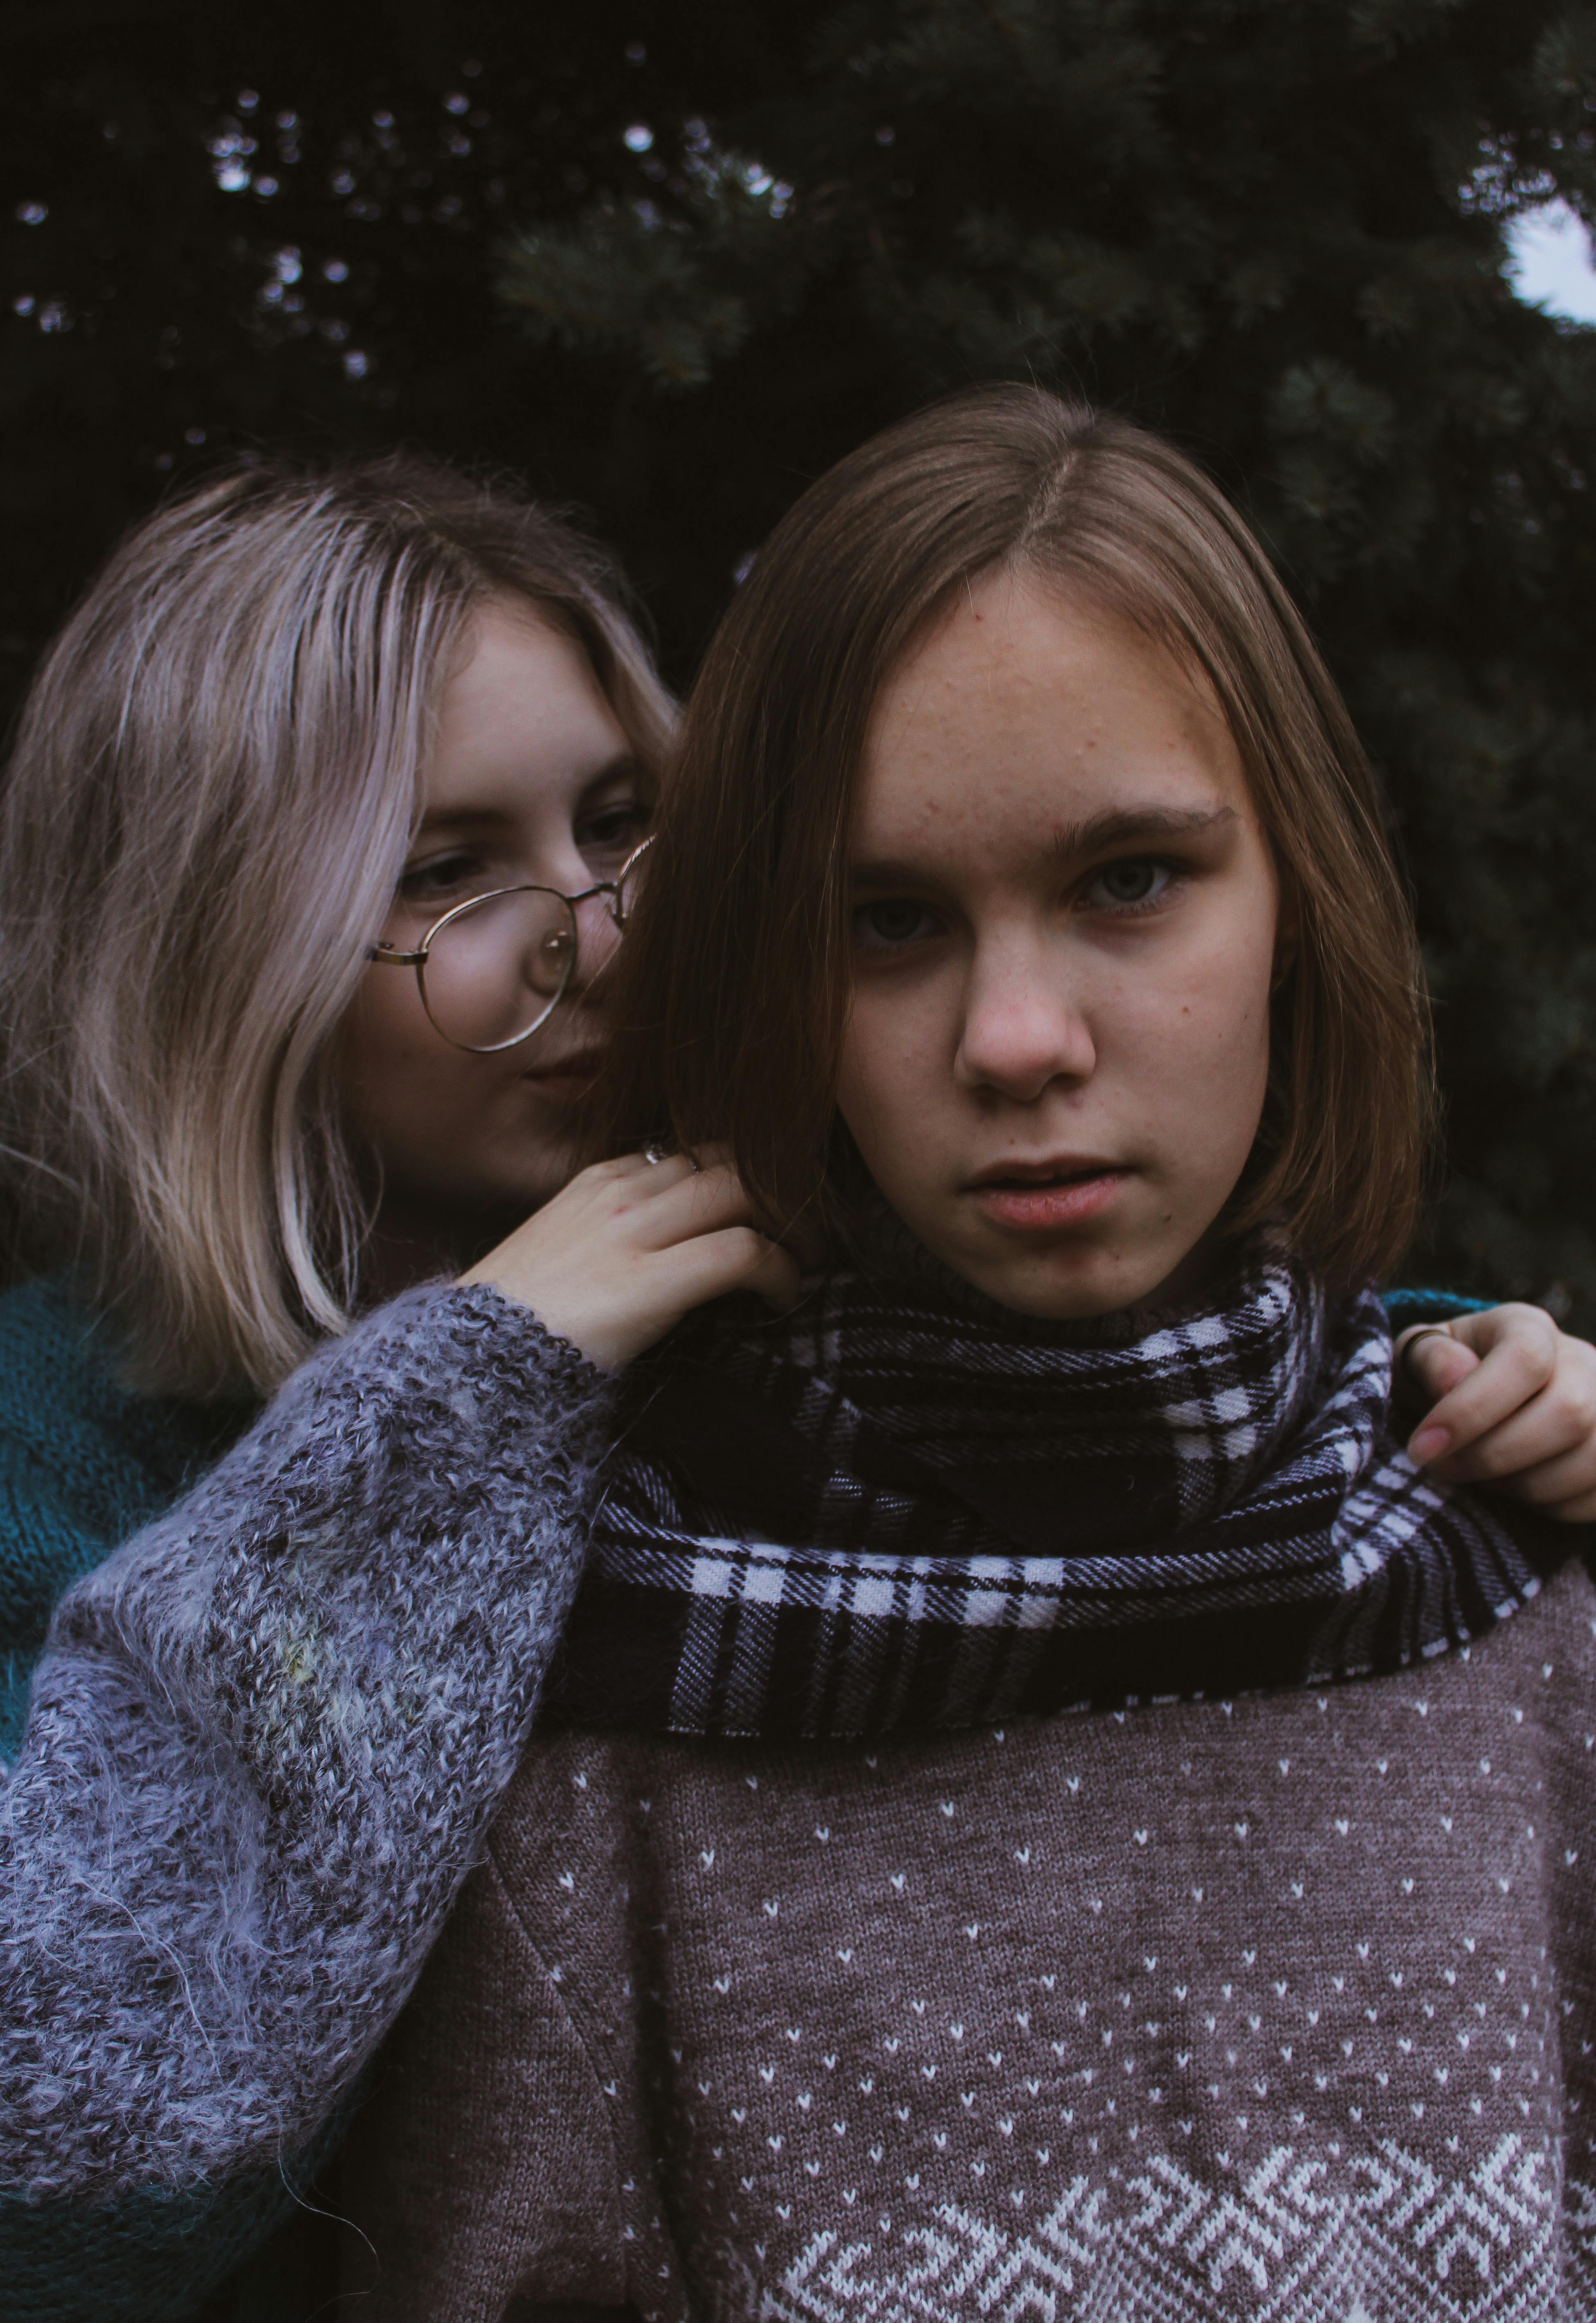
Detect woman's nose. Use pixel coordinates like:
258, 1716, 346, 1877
955, 941, 1096, 1100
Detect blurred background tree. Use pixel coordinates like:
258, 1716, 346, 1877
4, 0, 1594, 1315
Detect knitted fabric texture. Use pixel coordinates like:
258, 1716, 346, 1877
336, 1562, 1596, 2323
0, 1275, 251, 1766
331, 1262, 1588, 2323
547, 1256, 1556, 1737
0, 1279, 612, 2322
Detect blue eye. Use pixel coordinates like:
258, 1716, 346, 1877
852, 899, 940, 950
1087, 858, 1172, 910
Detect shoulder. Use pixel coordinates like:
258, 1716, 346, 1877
0, 1277, 250, 1761
0, 1275, 138, 1505
0, 1275, 120, 1433
0, 1275, 208, 1505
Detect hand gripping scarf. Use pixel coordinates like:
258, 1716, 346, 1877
543, 1243, 1569, 1740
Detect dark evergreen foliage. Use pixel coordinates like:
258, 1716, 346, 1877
3, 0, 1594, 1312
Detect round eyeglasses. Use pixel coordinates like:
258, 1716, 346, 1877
367, 835, 653, 1053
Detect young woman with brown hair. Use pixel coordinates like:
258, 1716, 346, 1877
336, 387, 1596, 2322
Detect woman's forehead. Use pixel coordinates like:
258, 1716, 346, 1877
855, 575, 1247, 851
424, 600, 630, 818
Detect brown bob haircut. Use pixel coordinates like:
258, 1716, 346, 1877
594, 384, 1434, 1288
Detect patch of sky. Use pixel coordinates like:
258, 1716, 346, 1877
1506, 199, 1596, 325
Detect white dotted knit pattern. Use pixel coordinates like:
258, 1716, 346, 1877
347, 1562, 1596, 2322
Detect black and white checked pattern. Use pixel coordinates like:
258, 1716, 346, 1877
546, 1253, 1567, 1739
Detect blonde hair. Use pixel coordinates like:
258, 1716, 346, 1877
0, 455, 674, 1398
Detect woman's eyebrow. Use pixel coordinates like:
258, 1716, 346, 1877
413, 754, 643, 836
1049, 804, 1238, 859
850, 806, 1238, 887
848, 854, 946, 890
574, 751, 644, 801
412, 804, 506, 834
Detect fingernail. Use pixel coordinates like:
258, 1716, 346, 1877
1410, 1425, 1449, 1465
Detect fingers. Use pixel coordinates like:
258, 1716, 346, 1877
1442, 1332, 1596, 1481
1404, 1308, 1558, 1467
1432, 1361, 1596, 1495
652, 1223, 803, 1316
563, 1150, 741, 1243
633, 1160, 759, 1248
1492, 1433, 1596, 1518
1401, 1305, 1596, 1523
1398, 1328, 1479, 1408
1441, 1304, 1561, 1366
1430, 1396, 1587, 1483
463, 1142, 794, 1372
592, 1147, 700, 1188
602, 1137, 735, 1178
596, 1148, 800, 1308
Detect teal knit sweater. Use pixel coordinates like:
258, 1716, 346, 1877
0, 1277, 254, 1768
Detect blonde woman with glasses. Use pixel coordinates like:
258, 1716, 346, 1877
0, 457, 796, 2321
0, 451, 1587, 2323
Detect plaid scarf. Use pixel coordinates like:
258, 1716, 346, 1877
544, 1245, 1567, 1739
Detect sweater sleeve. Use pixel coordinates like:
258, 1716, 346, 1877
0, 1279, 614, 2211
1380, 1285, 1492, 1331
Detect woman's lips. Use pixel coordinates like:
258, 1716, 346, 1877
968, 1166, 1130, 1230
522, 1049, 603, 1097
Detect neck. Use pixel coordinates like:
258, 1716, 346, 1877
360, 1193, 520, 1306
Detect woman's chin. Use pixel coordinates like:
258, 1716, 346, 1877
913, 1212, 1216, 1323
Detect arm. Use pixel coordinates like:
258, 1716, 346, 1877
0, 1150, 791, 2318
0, 1279, 614, 2204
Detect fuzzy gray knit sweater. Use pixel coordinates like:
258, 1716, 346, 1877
0, 1281, 610, 2313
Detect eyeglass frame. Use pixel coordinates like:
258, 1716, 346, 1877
366, 833, 655, 1054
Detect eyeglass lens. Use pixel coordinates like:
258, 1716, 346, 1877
419, 888, 579, 1053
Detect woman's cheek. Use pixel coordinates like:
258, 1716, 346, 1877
835, 998, 896, 1164
1157, 947, 1274, 1184
839, 982, 945, 1154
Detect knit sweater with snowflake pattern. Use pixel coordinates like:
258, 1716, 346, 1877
331, 1265, 1596, 2323
0, 1274, 1481, 2321
338, 1561, 1596, 2323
